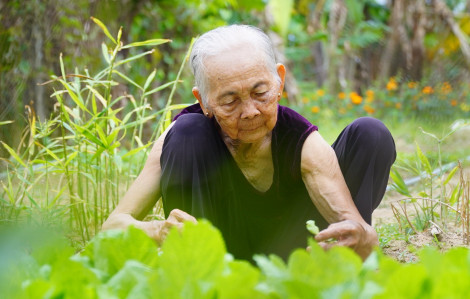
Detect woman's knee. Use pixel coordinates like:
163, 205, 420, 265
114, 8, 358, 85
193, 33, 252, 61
350, 117, 395, 151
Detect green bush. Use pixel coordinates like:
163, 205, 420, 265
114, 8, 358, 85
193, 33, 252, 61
294, 78, 470, 124
3, 220, 470, 298
0, 18, 190, 245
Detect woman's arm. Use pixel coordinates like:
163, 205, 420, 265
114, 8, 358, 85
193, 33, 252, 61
300, 131, 378, 260
102, 123, 196, 244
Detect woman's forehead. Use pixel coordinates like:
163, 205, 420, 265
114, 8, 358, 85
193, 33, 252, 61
204, 48, 273, 85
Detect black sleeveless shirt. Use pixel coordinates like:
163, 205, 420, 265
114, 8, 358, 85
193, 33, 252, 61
169, 104, 327, 261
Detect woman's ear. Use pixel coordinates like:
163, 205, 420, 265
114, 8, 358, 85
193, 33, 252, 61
276, 63, 286, 98
192, 87, 202, 104
192, 87, 211, 117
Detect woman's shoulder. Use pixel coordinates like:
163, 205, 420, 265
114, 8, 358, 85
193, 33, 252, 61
274, 105, 319, 179
276, 105, 318, 133
173, 103, 202, 121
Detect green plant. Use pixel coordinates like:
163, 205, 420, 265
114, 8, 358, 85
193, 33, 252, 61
389, 119, 469, 236
306, 220, 320, 235
376, 223, 406, 248
4, 220, 470, 298
0, 18, 191, 245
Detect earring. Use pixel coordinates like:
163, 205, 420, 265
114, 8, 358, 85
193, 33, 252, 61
205, 112, 209, 117
278, 93, 281, 97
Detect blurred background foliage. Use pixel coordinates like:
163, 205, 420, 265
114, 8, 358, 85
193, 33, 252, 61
0, 0, 469, 246
1, 0, 470, 158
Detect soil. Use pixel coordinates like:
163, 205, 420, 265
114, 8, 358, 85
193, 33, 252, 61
373, 187, 470, 262
372, 127, 470, 263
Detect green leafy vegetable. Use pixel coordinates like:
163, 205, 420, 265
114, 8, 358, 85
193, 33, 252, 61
306, 220, 320, 235
4, 221, 470, 298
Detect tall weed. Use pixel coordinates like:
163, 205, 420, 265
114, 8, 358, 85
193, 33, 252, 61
389, 120, 470, 236
0, 18, 191, 245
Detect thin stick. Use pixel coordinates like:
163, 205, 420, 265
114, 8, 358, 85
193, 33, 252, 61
399, 201, 418, 234
389, 197, 460, 213
391, 203, 403, 233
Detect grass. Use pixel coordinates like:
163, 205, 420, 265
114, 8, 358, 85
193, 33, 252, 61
375, 117, 470, 259
0, 19, 192, 247
302, 102, 470, 257
1, 18, 469, 258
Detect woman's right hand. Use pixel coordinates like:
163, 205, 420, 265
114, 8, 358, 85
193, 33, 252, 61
150, 209, 197, 245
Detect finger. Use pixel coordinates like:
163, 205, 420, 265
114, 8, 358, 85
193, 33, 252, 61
315, 221, 358, 242
317, 233, 359, 251
163, 219, 184, 235
315, 226, 342, 242
317, 241, 338, 251
169, 209, 197, 223
168, 209, 194, 223
337, 238, 357, 247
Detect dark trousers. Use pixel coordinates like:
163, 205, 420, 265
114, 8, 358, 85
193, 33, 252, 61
331, 117, 396, 223
160, 114, 396, 226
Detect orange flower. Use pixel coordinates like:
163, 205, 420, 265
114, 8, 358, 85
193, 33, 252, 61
363, 105, 375, 114
395, 102, 402, 109
441, 82, 452, 94
311, 106, 320, 113
350, 92, 363, 105
302, 97, 309, 104
282, 91, 288, 98
366, 90, 374, 103
422, 86, 434, 94
338, 92, 346, 100
386, 78, 398, 91
450, 99, 458, 106
408, 81, 417, 89
316, 89, 325, 97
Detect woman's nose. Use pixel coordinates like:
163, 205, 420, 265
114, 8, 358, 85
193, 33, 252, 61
240, 99, 261, 119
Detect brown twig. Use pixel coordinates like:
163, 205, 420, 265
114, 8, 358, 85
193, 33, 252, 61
463, 176, 470, 244
455, 161, 469, 244
399, 201, 418, 234
389, 197, 460, 214
391, 203, 403, 233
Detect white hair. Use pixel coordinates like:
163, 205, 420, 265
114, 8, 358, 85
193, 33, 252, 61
189, 25, 280, 106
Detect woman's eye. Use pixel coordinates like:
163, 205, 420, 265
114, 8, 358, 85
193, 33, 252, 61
255, 91, 267, 97
223, 99, 237, 106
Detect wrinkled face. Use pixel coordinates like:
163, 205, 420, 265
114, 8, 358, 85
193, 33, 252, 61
202, 47, 285, 144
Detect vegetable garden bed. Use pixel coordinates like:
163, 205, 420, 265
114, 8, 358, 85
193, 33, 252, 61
3, 221, 470, 298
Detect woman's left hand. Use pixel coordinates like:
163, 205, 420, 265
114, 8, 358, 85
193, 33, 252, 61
314, 220, 378, 260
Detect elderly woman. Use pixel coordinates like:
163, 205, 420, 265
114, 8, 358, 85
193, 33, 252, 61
103, 25, 396, 261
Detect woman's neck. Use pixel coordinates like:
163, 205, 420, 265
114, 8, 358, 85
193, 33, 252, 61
219, 128, 274, 193
222, 132, 272, 163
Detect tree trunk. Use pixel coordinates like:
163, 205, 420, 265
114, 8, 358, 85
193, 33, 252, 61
312, 42, 327, 87
307, 0, 327, 87
380, 0, 427, 81
397, 1, 412, 73
379, 0, 402, 80
33, 0, 46, 122
434, 0, 470, 69
409, 0, 426, 81
327, 0, 347, 93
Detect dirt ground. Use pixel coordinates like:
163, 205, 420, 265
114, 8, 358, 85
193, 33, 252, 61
372, 126, 470, 262
373, 191, 470, 263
